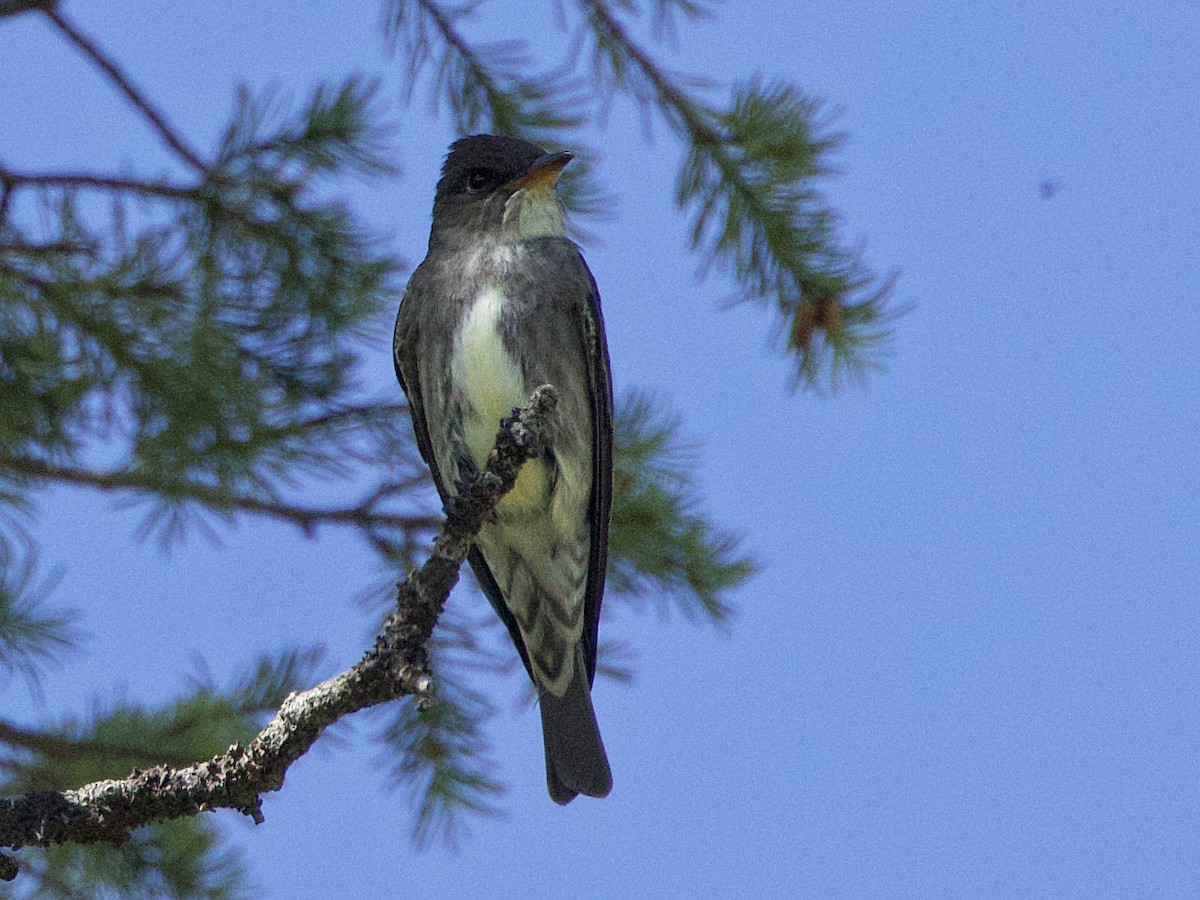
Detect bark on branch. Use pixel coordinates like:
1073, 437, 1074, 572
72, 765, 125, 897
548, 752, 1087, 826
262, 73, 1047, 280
0, 386, 559, 878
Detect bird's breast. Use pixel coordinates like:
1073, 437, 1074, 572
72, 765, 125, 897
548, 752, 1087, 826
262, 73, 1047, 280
450, 283, 548, 510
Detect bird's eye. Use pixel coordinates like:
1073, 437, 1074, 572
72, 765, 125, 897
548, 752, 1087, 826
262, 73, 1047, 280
465, 169, 492, 193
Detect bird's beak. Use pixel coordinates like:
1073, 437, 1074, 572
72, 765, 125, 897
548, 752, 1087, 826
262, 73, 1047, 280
506, 150, 573, 191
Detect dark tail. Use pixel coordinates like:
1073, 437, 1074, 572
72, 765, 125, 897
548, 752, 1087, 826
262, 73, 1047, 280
539, 644, 612, 805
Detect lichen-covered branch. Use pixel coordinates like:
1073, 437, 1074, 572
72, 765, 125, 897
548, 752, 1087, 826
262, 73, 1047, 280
0, 387, 558, 874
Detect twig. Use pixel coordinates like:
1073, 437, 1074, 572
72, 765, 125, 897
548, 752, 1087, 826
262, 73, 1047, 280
0, 165, 303, 251
0, 720, 205, 771
0, 239, 97, 258
0, 387, 558, 865
577, 0, 720, 147
0, 456, 442, 536
42, 8, 208, 174
0, 0, 53, 20
416, 0, 504, 107
0, 170, 13, 224
0, 169, 195, 201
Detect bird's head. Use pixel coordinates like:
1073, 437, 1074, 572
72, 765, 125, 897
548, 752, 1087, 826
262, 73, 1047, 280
429, 134, 572, 248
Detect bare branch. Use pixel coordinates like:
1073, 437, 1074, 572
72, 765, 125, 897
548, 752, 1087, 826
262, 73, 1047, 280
0, 171, 14, 223
0, 0, 53, 20
0, 386, 559, 861
42, 7, 208, 174
0, 168, 195, 201
0, 239, 97, 258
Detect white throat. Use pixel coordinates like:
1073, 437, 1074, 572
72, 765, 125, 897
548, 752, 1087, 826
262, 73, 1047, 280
502, 185, 566, 240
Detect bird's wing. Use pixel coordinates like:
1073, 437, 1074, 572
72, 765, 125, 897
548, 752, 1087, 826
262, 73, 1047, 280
576, 249, 613, 688
393, 268, 451, 507
517, 237, 613, 688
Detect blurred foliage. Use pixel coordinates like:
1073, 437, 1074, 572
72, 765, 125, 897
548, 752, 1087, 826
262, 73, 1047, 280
24, 821, 248, 900
609, 392, 755, 623
0, 0, 896, 887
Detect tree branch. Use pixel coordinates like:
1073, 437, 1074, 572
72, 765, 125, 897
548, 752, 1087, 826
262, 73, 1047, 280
0, 239, 97, 258
0, 170, 14, 224
0, 386, 559, 867
415, 0, 509, 119
0, 0, 53, 20
576, 0, 712, 138
42, 7, 208, 174
0, 720, 203, 772
0, 165, 323, 258
1, 456, 441, 541
0, 168, 195, 201
576, 0, 896, 386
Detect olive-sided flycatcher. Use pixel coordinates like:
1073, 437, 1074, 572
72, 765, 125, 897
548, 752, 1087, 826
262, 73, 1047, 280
393, 135, 614, 804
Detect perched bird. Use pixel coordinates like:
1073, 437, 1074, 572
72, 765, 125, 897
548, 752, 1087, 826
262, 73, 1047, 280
393, 135, 614, 803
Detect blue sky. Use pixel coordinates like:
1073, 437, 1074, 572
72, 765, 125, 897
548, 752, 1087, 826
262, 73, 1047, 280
3, 1, 1199, 897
